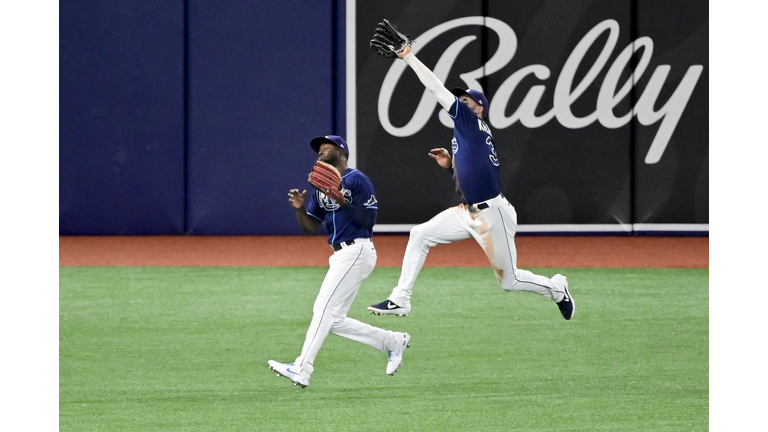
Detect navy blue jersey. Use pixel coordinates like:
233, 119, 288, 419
305, 168, 378, 244
448, 97, 501, 204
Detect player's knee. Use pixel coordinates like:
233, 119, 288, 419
329, 314, 349, 330
501, 276, 525, 292
409, 224, 424, 238
409, 223, 432, 244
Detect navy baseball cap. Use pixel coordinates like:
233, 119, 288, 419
451, 88, 489, 119
310, 135, 349, 158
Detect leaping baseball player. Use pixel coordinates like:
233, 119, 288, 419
268, 135, 410, 388
367, 20, 575, 320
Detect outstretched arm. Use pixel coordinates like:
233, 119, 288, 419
397, 46, 456, 112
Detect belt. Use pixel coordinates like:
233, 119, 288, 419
467, 194, 505, 213
331, 238, 371, 252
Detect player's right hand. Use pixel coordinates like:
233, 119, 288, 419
428, 148, 452, 169
288, 189, 307, 209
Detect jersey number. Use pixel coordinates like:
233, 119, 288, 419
487, 136, 499, 166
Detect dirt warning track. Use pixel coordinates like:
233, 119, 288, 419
59, 235, 708, 268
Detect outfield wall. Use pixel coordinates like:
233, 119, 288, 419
59, 0, 708, 235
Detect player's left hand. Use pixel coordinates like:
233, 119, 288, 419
370, 19, 412, 59
308, 161, 345, 202
288, 189, 307, 209
396, 45, 411, 59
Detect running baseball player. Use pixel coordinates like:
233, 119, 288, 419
267, 135, 410, 388
367, 20, 574, 320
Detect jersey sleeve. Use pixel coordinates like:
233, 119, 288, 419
349, 173, 378, 211
449, 98, 478, 131
304, 191, 324, 221
448, 96, 460, 118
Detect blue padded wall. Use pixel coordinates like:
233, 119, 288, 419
185, 0, 336, 234
59, 1, 186, 234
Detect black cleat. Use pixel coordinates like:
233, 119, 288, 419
368, 299, 411, 316
554, 274, 575, 320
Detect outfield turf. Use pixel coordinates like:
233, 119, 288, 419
59, 267, 708, 431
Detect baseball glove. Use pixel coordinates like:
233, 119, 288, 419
308, 161, 344, 202
370, 19, 412, 58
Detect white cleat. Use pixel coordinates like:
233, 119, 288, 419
268, 360, 310, 388
386, 332, 411, 375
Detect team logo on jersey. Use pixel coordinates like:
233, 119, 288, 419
451, 137, 458, 154
319, 189, 352, 211
364, 195, 378, 207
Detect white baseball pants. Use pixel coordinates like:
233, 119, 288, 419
294, 239, 398, 375
387, 195, 566, 307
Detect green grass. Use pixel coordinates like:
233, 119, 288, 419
60, 267, 708, 431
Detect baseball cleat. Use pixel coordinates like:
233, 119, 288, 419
368, 299, 411, 316
553, 274, 575, 320
268, 360, 310, 388
386, 332, 411, 375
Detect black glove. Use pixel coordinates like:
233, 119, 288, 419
369, 19, 412, 58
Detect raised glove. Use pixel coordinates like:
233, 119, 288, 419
370, 19, 412, 58
308, 161, 344, 202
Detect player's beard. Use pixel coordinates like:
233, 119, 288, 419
319, 152, 340, 167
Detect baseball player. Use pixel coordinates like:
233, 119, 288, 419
368, 20, 574, 320
267, 135, 410, 388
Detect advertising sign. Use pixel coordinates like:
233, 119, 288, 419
350, 1, 707, 233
